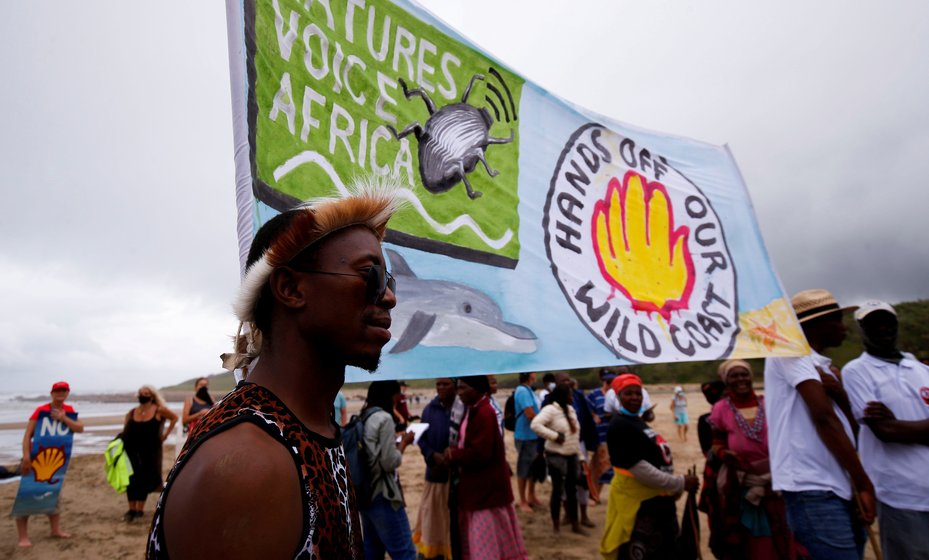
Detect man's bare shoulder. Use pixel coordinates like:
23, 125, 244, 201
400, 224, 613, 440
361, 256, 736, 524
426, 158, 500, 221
163, 422, 302, 558
173, 421, 295, 485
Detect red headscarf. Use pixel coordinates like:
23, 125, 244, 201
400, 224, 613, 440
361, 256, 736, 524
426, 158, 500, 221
611, 373, 643, 394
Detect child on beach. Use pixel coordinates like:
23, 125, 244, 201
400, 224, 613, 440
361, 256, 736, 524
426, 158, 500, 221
670, 386, 689, 442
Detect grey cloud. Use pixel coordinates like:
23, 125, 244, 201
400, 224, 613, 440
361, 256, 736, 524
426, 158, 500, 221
2, 1, 928, 393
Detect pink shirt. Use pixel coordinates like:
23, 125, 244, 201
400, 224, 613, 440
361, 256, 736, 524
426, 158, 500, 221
709, 396, 769, 471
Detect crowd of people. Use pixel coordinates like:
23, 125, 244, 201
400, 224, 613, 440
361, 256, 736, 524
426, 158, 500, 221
377, 289, 929, 560
14, 299, 929, 560
12, 180, 928, 560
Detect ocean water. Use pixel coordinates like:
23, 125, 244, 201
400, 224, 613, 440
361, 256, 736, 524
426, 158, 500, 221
0, 395, 184, 464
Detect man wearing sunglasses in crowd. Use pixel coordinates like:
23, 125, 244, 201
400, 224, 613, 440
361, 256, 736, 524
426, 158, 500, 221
147, 178, 405, 559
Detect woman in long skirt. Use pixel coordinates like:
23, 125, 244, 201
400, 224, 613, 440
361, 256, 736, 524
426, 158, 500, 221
445, 375, 527, 560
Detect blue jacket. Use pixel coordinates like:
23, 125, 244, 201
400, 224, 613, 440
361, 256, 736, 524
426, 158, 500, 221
418, 396, 453, 483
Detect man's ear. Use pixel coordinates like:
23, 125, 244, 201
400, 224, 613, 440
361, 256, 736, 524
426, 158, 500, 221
268, 267, 307, 310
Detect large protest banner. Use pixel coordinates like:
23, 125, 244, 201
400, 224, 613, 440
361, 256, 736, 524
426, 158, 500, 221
224, 0, 809, 381
11, 410, 77, 516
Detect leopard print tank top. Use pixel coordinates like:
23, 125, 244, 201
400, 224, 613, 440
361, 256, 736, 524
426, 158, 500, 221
147, 383, 362, 559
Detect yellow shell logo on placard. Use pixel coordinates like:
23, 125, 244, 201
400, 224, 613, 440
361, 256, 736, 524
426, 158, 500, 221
31, 446, 66, 484
592, 172, 695, 321
545, 125, 739, 362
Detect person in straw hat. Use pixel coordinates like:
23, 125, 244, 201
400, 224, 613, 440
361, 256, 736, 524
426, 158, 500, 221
842, 301, 929, 560
764, 289, 874, 560
147, 176, 405, 559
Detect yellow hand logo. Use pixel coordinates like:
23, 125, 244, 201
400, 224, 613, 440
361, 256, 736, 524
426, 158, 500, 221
592, 172, 695, 320
31, 446, 66, 484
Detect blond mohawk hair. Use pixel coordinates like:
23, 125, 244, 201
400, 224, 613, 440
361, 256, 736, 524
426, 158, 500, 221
233, 175, 406, 325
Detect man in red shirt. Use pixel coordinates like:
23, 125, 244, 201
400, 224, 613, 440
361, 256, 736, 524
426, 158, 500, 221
16, 380, 85, 548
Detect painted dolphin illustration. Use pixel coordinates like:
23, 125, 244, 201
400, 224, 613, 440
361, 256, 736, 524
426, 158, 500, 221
386, 249, 537, 354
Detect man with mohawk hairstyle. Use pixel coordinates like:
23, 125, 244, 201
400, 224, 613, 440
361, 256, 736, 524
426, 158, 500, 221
147, 177, 405, 559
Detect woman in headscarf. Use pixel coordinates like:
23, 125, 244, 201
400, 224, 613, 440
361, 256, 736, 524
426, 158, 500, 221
412, 377, 457, 560
531, 383, 586, 534
444, 375, 527, 560
600, 374, 698, 560
709, 360, 806, 560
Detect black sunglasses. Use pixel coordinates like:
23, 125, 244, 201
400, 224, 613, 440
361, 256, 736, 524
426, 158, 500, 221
298, 265, 396, 303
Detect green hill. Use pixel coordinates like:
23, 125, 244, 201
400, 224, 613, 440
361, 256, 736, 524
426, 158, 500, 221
166, 299, 929, 392
161, 372, 238, 394
542, 298, 929, 389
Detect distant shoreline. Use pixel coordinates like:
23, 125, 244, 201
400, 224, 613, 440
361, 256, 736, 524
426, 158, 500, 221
0, 414, 128, 432
7, 390, 207, 404
0, 386, 381, 432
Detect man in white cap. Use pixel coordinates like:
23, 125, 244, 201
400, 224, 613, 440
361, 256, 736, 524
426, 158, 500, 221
764, 289, 874, 560
842, 301, 929, 560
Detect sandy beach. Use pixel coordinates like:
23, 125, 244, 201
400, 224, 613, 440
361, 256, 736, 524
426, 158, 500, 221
0, 385, 879, 559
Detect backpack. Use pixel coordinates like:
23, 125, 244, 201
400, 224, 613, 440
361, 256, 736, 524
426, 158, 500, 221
503, 387, 526, 431
342, 406, 381, 509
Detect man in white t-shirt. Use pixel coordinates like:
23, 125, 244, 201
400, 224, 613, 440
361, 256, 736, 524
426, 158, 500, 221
842, 301, 929, 560
765, 289, 875, 560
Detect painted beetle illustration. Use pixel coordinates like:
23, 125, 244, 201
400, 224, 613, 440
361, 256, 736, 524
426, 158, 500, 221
388, 74, 514, 199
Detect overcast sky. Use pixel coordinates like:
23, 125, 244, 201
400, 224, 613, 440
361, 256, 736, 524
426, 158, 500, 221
2, 1, 927, 395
